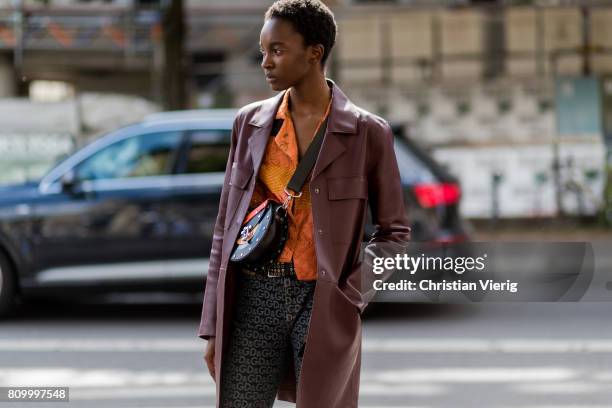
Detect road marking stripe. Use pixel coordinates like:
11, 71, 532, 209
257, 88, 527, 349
362, 367, 574, 383
0, 368, 444, 397
511, 406, 612, 408
0, 338, 612, 353
3, 366, 606, 386
363, 338, 612, 353
512, 381, 608, 394
1, 367, 611, 401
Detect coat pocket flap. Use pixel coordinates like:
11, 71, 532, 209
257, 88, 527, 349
229, 163, 253, 190
328, 177, 367, 200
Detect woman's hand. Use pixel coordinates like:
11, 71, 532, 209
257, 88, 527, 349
204, 338, 216, 381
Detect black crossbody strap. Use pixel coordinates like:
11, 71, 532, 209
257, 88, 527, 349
271, 118, 284, 138
286, 116, 328, 193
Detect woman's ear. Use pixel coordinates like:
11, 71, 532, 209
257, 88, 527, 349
309, 44, 325, 66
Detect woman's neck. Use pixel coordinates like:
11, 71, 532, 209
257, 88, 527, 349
288, 74, 331, 118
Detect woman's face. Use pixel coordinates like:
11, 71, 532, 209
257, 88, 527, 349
259, 18, 320, 91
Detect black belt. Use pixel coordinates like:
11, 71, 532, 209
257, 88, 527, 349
240, 261, 296, 278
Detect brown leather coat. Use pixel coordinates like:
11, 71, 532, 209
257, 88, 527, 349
198, 79, 411, 407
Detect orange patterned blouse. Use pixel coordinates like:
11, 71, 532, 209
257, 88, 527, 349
247, 89, 333, 281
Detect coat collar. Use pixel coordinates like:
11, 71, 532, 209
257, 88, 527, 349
247, 78, 359, 182
247, 78, 359, 134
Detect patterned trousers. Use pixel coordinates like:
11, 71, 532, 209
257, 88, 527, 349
220, 264, 316, 408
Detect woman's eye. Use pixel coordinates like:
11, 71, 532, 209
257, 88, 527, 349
259, 48, 282, 56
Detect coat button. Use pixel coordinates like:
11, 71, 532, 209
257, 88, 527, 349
314, 188, 320, 194
321, 269, 326, 276
318, 228, 323, 235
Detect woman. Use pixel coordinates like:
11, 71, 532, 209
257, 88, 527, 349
198, 1, 411, 407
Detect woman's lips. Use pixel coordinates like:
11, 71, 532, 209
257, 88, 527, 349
266, 76, 278, 82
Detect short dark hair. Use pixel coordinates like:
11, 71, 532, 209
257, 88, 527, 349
265, 0, 337, 68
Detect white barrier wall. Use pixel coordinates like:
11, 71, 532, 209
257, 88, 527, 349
432, 139, 607, 218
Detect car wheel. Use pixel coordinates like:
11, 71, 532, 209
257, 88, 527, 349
0, 251, 17, 317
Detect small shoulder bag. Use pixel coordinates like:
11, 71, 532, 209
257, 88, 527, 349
229, 116, 329, 267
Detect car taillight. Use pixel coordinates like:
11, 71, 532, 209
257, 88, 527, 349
413, 182, 461, 208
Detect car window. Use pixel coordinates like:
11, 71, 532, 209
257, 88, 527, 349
75, 131, 182, 181
181, 130, 231, 174
393, 139, 438, 185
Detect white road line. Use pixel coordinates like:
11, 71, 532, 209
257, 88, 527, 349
0, 368, 210, 388
512, 381, 608, 394
362, 367, 575, 383
593, 371, 612, 381
360, 383, 443, 396
363, 339, 612, 353
73, 385, 442, 400
3, 366, 607, 387
510, 406, 612, 408
1, 366, 611, 401
0, 368, 445, 398
73, 385, 217, 399
1, 338, 612, 353
0, 339, 200, 352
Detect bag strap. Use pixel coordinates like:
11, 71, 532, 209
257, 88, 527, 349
271, 118, 284, 138
286, 116, 329, 194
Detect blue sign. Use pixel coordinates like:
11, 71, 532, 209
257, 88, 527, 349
555, 76, 603, 137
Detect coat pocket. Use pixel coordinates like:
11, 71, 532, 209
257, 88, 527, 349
328, 176, 367, 200
329, 282, 361, 338
327, 176, 368, 244
334, 282, 361, 315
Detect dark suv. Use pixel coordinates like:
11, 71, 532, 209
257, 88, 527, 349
0, 109, 469, 316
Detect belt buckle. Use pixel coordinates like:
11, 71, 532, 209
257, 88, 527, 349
267, 266, 282, 278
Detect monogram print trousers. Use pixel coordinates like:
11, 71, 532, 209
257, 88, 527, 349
219, 267, 316, 408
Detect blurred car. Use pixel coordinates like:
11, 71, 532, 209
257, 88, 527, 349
0, 109, 469, 316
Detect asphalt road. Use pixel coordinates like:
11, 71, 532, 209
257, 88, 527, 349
0, 240, 610, 408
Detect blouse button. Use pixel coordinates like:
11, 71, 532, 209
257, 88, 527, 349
314, 188, 320, 194
318, 229, 323, 235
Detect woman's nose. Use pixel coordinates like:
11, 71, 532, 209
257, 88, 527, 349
261, 53, 272, 70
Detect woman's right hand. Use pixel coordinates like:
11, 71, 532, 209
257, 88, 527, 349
204, 338, 216, 381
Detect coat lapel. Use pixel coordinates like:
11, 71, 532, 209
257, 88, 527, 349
311, 79, 359, 181
246, 78, 360, 182
247, 91, 286, 177
311, 79, 359, 180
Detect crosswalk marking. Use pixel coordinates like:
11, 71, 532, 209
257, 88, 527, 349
0, 366, 610, 403
512, 381, 608, 394
0, 338, 611, 353
1, 338, 610, 404
362, 367, 576, 383
1, 367, 609, 389
0, 367, 445, 398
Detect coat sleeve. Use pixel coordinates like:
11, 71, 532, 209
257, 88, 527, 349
197, 112, 242, 340
341, 120, 412, 314
366, 122, 412, 245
